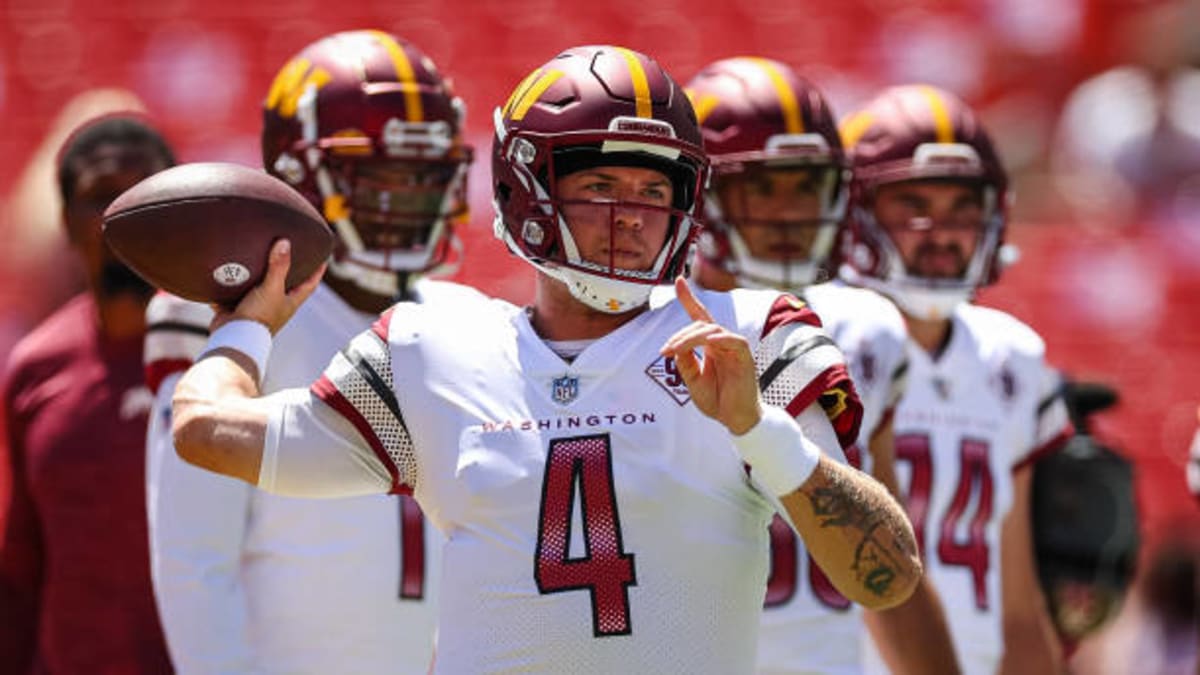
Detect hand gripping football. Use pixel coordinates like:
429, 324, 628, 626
103, 162, 333, 306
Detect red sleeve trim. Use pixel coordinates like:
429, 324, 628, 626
310, 375, 410, 495
785, 363, 864, 451
761, 293, 823, 340
1012, 425, 1073, 473
371, 307, 395, 343
144, 358, 192, 395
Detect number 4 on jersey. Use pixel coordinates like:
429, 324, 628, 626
535, 434, 637, 637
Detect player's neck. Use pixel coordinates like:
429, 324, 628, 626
323, 272, 404, 314
905, 314, 953, 358
94, 291, 148, 341
529, 273, 647, 341
692, 257, 736, 292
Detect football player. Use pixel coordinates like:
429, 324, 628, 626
684, 57, 960, 675
168, 45, 921, 673
142, 30, 478, 674
839, 85, 1073, 675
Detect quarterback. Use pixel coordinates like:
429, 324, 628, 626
170, 46, 920, 674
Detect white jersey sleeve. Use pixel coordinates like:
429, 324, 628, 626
260, 307, 417, 498
143, 291, 214, 394
804, 282, 909, 454
735, 289, 864, 453
144, 292, 254, 673
1019, 363, 1072, 471
145, 371, 256, 674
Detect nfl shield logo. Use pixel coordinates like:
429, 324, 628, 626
552, 375, 579, 405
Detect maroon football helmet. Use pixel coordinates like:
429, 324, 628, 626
492, 45, 709, 314
685, 57, 848, 291
840, 84, 1010, 319
261, 30, 473, 296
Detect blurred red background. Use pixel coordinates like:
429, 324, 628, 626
1, 0, 1196, 565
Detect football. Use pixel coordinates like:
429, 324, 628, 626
103, 162, 333, 306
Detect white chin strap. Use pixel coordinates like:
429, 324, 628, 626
493, 213, 652, 314
557, 267, 653, 314
727, 225, 836, 292
851, 270, 971, 321
326, 256, 401, 297
884, 284, 971, 321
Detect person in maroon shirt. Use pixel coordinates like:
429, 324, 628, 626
0, 114, 176, 674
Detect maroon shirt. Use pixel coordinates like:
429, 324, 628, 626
0, 294, 170, 674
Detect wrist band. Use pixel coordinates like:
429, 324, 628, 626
733, 405, 821, 496
201, 319, 272, 384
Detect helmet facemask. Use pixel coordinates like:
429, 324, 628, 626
703, 135, 848, 292
494, 113, 707, 314
315, 152, 470, 295
845, 144, 1006, 320
266, 52, 474, 299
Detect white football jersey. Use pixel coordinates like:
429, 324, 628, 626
757, 281, 909, 675
264, 287, 862, 674
145, 280, 473, 674
863, 303, 1070, 675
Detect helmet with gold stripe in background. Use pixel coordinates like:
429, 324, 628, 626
261, 29, 473, 297
839, 84, 1011, 320
491, 45, 709, 314
685, 57, 848, 292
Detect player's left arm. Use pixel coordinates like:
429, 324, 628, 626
661, 278, 920, 611
862, 417, 962, 675
998, 466, 1062, 675
999, 360, 1071, 675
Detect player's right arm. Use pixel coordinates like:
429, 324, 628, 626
172, 239, 320, 483
144, 292, 258, 673
173, 240, 395, 498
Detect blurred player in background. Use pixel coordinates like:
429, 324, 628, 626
684, 56, 960, 675
143, 30, 476, 673
839, 85, 1073, 675
1, 113, 175, 673
167, 45, 921, 673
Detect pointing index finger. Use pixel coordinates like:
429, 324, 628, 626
674, 276, 714, 323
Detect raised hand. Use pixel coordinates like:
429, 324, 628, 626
660, 276, 763, 435
210, 238, 326, 335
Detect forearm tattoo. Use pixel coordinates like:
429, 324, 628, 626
806, 469, 910, 598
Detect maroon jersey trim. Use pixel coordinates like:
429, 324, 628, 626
310, 375, 410, 495
761, 293, 823, 339
786, 363, 863, 451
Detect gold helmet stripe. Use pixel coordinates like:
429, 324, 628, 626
265, 58, 331, 118
614, 47, 652, 118
510, 70, 564, 121
839, 111, 874, 149
918, 85, 955, 143
503, 68, 545, 118
686, 88, 720, 125
751, 58, 803, 134
368, 30, 423, 122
